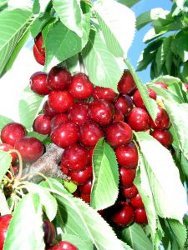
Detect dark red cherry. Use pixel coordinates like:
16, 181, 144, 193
43, 101, 57, 118
0, 214, 12, 249
130, 194, 144, 208
134, 208, 148, 224
117, 70, 136, 95
70, 166, 92, 185
33, 114, 51, 135
133, 88, 156, 108
79, 179, 92, 194
92, 86, 117, 102
51, 122, 79, 148
120, 168, 136, 188
50, 113, 69, 130
105, 121, 132, 147
114, 94, 133, 116
43, 220, 56, 247
69, 73, 94, 99
151, 129, 173, 147
33, 44, 45, 65
113, 109, 124, 122
34, 33, 45, 55
111, 202, 134, 227
1, 123, 26, 146
87, 147, 94, 165
127, 107, 150, 131
68, 103, 89, 126
121, 185, 138, 199
30, 72, 50, 95
49, 241, 78, 250
150, 107, 170, 129
155, 82, 168, 89
48, 91, 74, 113
80, 193, 91, 203
0, 143, 17, 163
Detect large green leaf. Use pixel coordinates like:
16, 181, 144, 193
172, 31, 188, 62
91, 138, 119, 210
4, 193, 45, 250
117, 0, 140, 7
0, 115, 13, 130
0, 9, 32, 77
0, 151, 11, 183
61, 234, 93, 250
82, 29, 124, 92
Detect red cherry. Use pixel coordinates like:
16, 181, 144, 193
70, 165, 92, 185
87, 147, 94, 165
43, 220, 56, 247
92, 86, 117, 102
150, 107, 170, 129
105, 121, 132, 147
49, 241, 78, 250
121, 185, 138, 199
50, 114, 69, 130
51, 122, 79, 148
115, 142, 138, 169
80, 193, 91, 203
117, 70, 136, 95
30, 72, 50, 96
61, 144, 88, 171
80, 122, 104, 147
15, 137, 44, 162
111, 202, 134, 227
48, 91, 74, 113
0, 143, 17, 163
130, 194, 144, 208
47, 66, 71, 91
133, 88, 156, 108
68, 103, 89, 126
89, 100, 113, 126
114, 94, 133, 116
0, 214, 12, 249
134, 208, 148, 224
33, 44, 45, 65
43, 101, 57, 118
79, 179, 92, 194
1, 123, 26, 146
69, 73, 94, 99
120, 168, 136, 188
113, 109, 124, 122
34, 33, 45, 55
127, 107, 150, 131
33, 114, 51, 135
60, 165, 69, 175
151, 129, 173, 147
155, 82, 168, 89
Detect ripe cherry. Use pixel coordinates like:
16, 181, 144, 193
130, 194, 144, 208
49, 241, 78, 250
121, 185, 138, 199
33, 44, 45, 65
80, 193, 91, 203
151, 129, 173, 147
134, 208, 148, 224
133, 88, 156, 109
87, 147, 94, 165
30, 72, 50, 95
89, 100, 113, 126
79, 179, 92, 194
0, 214, 12, 249
114, 94, 133, 116
48, 91, 74, 113
69, 73, 94, 99
127, 107, 150, 131
120, 168, 136, 188
111, 202, 134, 227
117, 70, 136, 95
33, 114, 51, 135
92, 86, 117, 102
50, 114, 69, 130
34, 33, 45, 55
1, 123, 26, 146
0, 143, 17, 163
113, 109, 124, 122
68, 103, 89, 126
150, 107, 170, 129
43, 220, 56, 247
70, 165, 92, 185
47, 66, 71, 91
61, 144, 88, 171
106, 121, 133, 147
80, 122, 104, 147
15, 137, 44, 162
51, 122, 79, 148
43, 101, 57, 118
115, 142, 138, 169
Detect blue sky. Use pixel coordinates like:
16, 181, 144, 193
128, 0, 172, 83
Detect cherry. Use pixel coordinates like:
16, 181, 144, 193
51, 122, 79, 148
80, 122, 104, 147
68, 103, 89, 126
114, 94, 133, 116
120, 168, 136, 188
155, 82, 168, 89
127, 107, 150, 131
60, 165, 69, 175
15, 137, 44, 162
69, 165, 92, 185
121, 185, 138, 199
151, 129, 173, 147
115, 142, 138, 169
111, 202, 134, 227
80, 193, 91, 203
50, 114, 69, 130
150, 107, 170, 129
0, 143, 17, 163
33, 44, 45, 65
87, 147, 94, 165
134, 208, 148, 224
34, 33, 45, 55
48, 91, 74, 113
49, 241, 78, 250
130, 194, 144, 208
79, 179, 92, 194
47, 66, 71, 91
33, 114, 51, 135
113, 109, 124, 122
117, 70, 136, 95
89, 100, 113, 126
43, 101, 57, 118
69, 73, 94, 99
92, 86, 117, 102
43, 220, 56, 247
0, 214, 12, 249
30, 72, 50, 96
1, 122, 26, 146
61, 144, 88, 171
105, 121, 132, 147
133, 88, 156, 108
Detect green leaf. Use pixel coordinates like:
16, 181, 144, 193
0, 9, 32, 77
0, 189, 10, 215
172, 31, 188, 62
117, 0, 140, 7
64, 54, 80, 74
32, 0, 40, 14
0, 151, 11, 183
91, 138, 119, 210
82, 29, 124, 92
4, 193, 45, 250
62, 180, 77, 194
30, 13, 53, 38
94, 0, 135, 57
27, 131, 48, 142
0, 115, 13, 130
19, 86, 44, 130
61, 234, 93, 250
135, 132, 187, 222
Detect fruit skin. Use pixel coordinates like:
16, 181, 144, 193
150, 107, 170, 129
48, 91, 74, 113
33, 44, 45, 65
1, 123, 26, 146
33, 114, 51, 135
106, 121, 133, 147
68, 103, 89, 126
133, 88, 156, 109
117, 70, 136, 95
50, 114, 69, 130
34, 33, 45, 54
127, 107, 150, 131
130, 194, 144, 209
0, 143, 17, 163
30, 72, 50, 96
69, 165, 92, 185
79, 179, 92, 194
134, 208, 148, 224
92, 86, 117, 102
121, 185, 138, 199
120, 168, 136, 188
43, 101, 57, 118
48, 241, 78, 250
51, 122, 79, 148
114, 94, 133, 116
15, 137, 44, 162
80, 193, 91, 203
151, 129, 173, 147
69, 73, 94, 99
43, 220, 56, 247
47, 66, 71, 91
115, 142, 138, 169
0, 214, 12, 250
